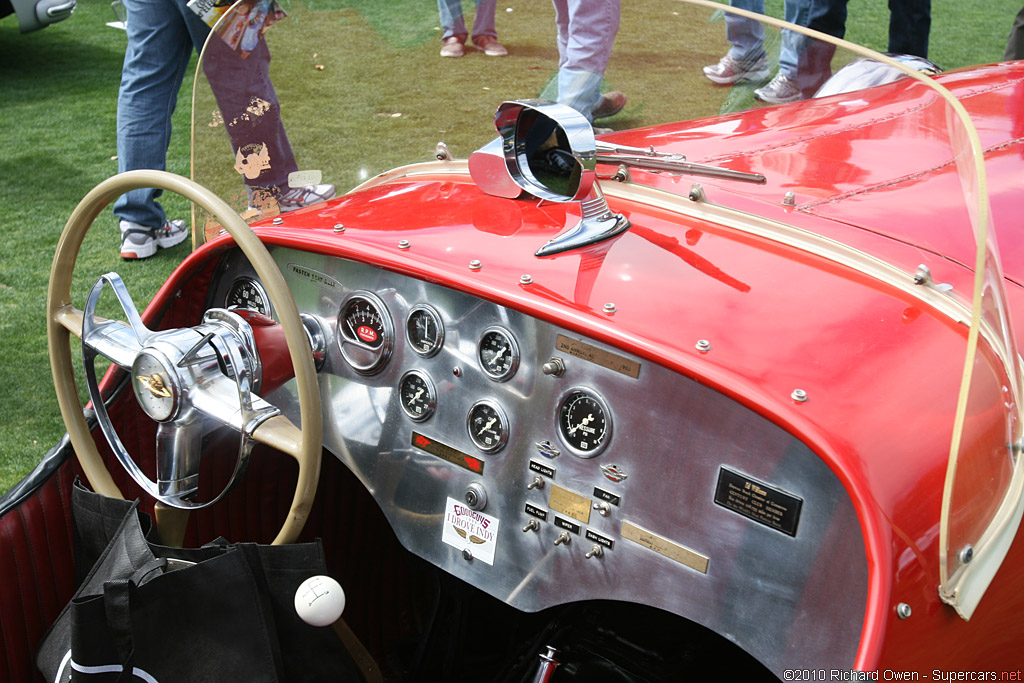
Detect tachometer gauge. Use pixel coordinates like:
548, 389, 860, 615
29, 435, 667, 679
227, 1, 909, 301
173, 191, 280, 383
225, 277, 271, 317
477, 326, 519, 381
399, 370, 436, 421
407, 305, 444, 357
337, 291, 394, 374
467, 399, 509, 453
558, 388, 611, 458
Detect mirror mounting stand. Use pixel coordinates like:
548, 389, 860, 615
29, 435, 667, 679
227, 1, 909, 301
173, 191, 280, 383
535, 182, 630, 258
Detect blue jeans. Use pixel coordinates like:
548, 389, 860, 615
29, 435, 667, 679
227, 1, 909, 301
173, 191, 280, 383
115, 0, 296, 227
723, 0, 766, 64
437, 0, 497, 41
722, 0, 841, 83
552, 0, 620, 121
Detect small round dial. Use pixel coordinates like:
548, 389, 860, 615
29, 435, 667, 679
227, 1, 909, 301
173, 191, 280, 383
399, 370, 436, 422
467, 400, 509, 453
225, 277, 271, 316
407, 305, 444, 357
338, 291, 394, 374
558, 388, 612, 458
477, 326, 519, 382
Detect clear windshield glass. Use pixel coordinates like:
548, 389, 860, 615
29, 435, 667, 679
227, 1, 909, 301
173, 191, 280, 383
190, 0, 1020, 611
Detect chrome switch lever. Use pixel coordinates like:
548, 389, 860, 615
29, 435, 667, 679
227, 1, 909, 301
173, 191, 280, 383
553, 531, 571, 546
522, 519, 540, 533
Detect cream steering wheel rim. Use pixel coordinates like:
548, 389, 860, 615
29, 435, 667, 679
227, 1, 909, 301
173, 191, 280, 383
46, 170, 322, 545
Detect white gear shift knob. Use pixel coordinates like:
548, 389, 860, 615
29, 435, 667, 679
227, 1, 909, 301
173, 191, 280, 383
294, 575, 346, 627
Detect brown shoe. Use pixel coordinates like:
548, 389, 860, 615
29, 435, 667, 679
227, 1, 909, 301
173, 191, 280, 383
440, 36, 465, 58
592, 91, 626, 119
473, 35, 508, 57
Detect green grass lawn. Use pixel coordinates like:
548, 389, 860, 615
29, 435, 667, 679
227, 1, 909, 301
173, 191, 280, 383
0, 0, 1017, 493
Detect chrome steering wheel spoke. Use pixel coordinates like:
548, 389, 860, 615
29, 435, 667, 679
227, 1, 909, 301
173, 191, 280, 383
82, 273, 150, 369
82, 273, 279, 511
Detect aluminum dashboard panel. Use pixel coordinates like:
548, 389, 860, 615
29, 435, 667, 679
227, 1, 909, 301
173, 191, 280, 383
210, 247, 868, 674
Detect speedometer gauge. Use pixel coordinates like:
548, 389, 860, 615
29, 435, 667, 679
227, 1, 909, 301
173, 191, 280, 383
225, 277, 271, 316
338, 291, 393, 374
558, 388, 612, 458
478, 326, 519, 381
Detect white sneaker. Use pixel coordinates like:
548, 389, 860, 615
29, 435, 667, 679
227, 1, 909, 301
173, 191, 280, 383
119, 219, 188, 260
702, 53, 771, 85
754, 72, 801, 104
278, 184, 337, 212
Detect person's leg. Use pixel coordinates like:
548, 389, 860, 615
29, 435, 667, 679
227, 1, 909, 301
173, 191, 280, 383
470, 0, 498, 41
887, 0, 930, 58
1007, 6, 1024, 60
201, 33, 298, 193
725, 0, 766, 63
778, 0, 812, 79
113, 0, 194, 228
438, 0, 468, 41
553, 0, 620, 120
777, 0, 844, 91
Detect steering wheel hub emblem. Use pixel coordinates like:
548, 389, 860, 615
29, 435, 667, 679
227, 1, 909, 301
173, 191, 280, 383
131, 351, 179, 422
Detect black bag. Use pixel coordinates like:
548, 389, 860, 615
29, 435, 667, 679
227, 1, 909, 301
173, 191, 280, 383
36, 482, 361, 682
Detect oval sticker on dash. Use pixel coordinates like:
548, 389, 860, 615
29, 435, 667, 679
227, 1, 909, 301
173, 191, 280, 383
289, 170, 323, 187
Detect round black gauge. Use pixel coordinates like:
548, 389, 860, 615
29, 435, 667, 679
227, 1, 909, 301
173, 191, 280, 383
225, 277, 271, 317
477, 326, 520, 382
399, 370, 436, 422
337, 291, 394, 374
407, 305, 444, 357
467, 400, 509, 453
558, 389, 612, 458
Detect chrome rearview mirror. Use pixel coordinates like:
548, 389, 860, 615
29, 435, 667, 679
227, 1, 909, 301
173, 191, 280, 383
495, 100, 596, 202
491, 100, 630, 257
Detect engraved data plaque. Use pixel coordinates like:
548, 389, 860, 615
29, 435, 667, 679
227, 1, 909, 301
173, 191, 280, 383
714, 467, 802, 537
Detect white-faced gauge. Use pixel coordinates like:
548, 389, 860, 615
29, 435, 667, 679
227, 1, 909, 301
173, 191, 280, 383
407, 305, 444, 357
225, 276, 271, 317
338, 291, 393, 374
557, 388, 612, 458
467, 399, 509, 453
399, 370, 436, 421
478, 326, 519, 381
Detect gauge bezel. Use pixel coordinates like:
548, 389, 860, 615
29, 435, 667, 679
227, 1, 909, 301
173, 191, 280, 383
406, 304, 445, 358
337, 290, 394, 375
477, 325, 520, 382
399, 369, 437, 422
467, 399, 510, 454
225, 276, 273, 318
556, 387, 613, 458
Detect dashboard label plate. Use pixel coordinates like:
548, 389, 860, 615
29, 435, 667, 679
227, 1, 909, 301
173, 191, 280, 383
714, 467, 802, 537
286, 263, 340, 291
411, 432, 484, 475
443, 497, 499, 565
585, 529, 615, 549
593, 487, 621, 505
529, 460, 556, 478
621, 521, 708, 574
548, 484, 592, 524
555, 335, 641, 379
524, 503, 548, 520
554, 516, 581, 534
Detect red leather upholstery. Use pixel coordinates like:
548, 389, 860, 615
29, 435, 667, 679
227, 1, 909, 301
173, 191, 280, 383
0, 458, 76, 683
